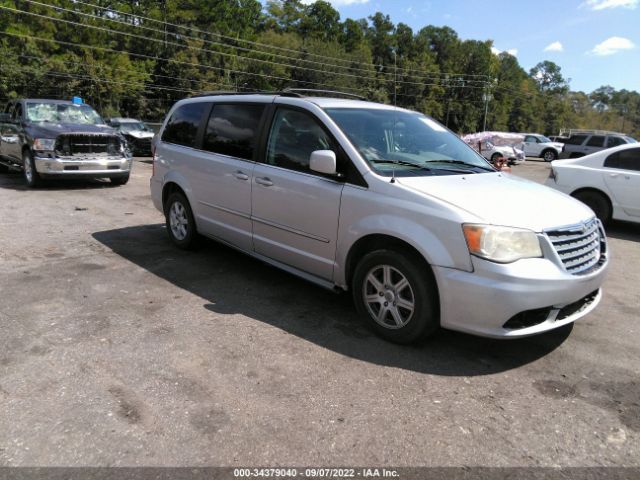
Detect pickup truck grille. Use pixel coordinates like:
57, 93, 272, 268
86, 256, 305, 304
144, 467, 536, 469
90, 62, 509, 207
546, 219, 606, 275
55, 134, 122, 157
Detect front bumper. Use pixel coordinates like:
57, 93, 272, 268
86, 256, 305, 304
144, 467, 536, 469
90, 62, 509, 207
434, 252, 608, 338
34, 154, 132, 176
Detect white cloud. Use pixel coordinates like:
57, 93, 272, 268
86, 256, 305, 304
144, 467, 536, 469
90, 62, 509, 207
582, 0, 638, 10
544, 41, 564, 52
590, 36, 635, 55
491, 46, 518, 57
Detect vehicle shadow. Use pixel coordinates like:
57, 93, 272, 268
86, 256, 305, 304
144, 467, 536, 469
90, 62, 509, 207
0, 170, 116, 191
606, 220, 640, 242
93, 224, 573, 377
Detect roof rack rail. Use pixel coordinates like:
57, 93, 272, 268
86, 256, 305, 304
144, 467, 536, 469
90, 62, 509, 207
559, 128, 625, 136
283, 88, 367, 101
190, 90, 303, 98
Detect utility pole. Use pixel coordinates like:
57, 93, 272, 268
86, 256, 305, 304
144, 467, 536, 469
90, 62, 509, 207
482, 92, 491, 131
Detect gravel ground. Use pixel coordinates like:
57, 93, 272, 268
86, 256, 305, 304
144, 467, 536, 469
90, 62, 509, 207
0, 158, 638, 467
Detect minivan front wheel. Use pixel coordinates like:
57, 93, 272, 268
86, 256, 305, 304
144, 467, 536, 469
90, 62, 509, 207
352, 250, 438, 344
164, 192, 198, 249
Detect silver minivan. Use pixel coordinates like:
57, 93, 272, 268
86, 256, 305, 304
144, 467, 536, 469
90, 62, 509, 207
150, 92, 608, 343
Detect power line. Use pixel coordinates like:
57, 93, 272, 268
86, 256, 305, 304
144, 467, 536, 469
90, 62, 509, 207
2, 31, 367, 95
4, 4, 488, 91
68, 0, 492, 81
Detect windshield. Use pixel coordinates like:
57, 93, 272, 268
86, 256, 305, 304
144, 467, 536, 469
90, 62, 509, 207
118, 122, 147, 132
325, 108, 493, 176
625, 136, 637, 144
26, 103, 104, 125
539, 135, 552, 143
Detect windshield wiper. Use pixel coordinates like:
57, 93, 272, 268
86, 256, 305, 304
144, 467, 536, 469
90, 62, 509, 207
426, 159, 494, 171
370, 159, 431, 170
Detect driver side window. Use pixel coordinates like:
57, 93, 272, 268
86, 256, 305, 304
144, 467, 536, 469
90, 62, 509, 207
266, 109, 334, 173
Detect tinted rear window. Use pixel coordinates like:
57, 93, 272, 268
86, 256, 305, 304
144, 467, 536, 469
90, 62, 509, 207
565, 135, 587, 145
606, 136, 627, 148
604, 148, 640, 171
586, 135, 605, 147
162, 103, 207, 148
203, 104, 265, 161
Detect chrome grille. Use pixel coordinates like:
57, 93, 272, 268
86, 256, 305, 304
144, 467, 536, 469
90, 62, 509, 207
546, 219, 606, 275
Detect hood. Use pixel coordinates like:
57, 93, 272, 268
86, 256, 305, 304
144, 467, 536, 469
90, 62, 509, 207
25, 122, 118, 137
397, 172, 594, 232
549, 142, 564, 150
123, 130, 155, 139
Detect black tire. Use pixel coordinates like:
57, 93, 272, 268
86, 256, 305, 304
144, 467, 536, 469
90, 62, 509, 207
164, 191, 199, 250
22, 149, 43, 188
110, 173, 130, 186
542, 149, 557, 162
352, 249, 439, 344
572, 190, 612, 225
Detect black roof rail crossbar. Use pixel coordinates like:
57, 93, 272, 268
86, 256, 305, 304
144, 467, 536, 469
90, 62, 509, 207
283, 88, 366, 101
190, 90, 303, 98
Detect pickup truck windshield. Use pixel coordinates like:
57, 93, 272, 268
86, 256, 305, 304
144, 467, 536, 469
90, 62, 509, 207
325, 108, 493, 176
26, 103, 104, 125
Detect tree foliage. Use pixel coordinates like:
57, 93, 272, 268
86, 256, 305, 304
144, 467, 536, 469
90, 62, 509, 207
0, 0, 638, 138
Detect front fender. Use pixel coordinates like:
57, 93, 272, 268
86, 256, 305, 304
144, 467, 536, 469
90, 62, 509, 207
334, 213, 473, 287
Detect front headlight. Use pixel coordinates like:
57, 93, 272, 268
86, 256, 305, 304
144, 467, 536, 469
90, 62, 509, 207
462, 224, 542, 263
33, 138, 56, 151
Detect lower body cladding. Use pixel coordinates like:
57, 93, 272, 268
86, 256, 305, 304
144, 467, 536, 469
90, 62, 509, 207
34, 154, 132, 179
434, 255, 608, 338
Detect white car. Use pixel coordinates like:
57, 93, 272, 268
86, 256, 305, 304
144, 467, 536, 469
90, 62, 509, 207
521, 133, 564, 162
546, 143, 640, 224
481, 142, 526, 165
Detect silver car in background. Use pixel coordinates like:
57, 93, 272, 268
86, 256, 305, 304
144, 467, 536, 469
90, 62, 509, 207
150, 92, 608, 343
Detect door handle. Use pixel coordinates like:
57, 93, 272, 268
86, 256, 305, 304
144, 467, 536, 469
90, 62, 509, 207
255, 177, 273, 187
233, 171, 249, 181
609, 173, 619, 178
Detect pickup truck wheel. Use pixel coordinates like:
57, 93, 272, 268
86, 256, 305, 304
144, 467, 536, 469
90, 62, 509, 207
572, 190, 612, 225
23, 150, 43, 188
542, 149, 557, 162
110, 173, 130, 186
164, 192, 198, 250
352, 250, 438, 344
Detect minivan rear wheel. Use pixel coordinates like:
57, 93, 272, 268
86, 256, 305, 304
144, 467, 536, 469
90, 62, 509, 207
164, 192, 198, 249
352, 249, 438, 344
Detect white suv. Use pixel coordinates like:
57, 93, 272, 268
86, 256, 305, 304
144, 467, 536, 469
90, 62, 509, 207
150, 92, 608, 343
520, 133, 564, 162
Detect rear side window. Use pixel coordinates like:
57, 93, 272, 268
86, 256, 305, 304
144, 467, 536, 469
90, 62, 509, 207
566, 135, 587, 145
606, 136, 626, 148
161, 102, 207, 148
586, 135, 605, 147
604, 148, 640, 171
203, 104, 265, 161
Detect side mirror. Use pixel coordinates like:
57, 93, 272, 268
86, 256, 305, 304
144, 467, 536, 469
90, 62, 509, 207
310, 150, 337, 175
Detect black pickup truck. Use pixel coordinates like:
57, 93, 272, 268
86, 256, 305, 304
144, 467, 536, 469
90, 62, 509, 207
0, 99, 132, 187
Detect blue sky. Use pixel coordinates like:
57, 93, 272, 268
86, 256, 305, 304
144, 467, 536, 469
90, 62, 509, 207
306, 0, 639, 93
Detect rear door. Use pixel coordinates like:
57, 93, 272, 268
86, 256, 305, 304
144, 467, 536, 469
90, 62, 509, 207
251, 106, 344, 281
582, 135, 605, 155
603, 147, 640, 218
191, 103, 267, 252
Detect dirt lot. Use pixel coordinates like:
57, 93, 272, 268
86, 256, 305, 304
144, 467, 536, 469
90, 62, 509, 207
0, 159, 639, 467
